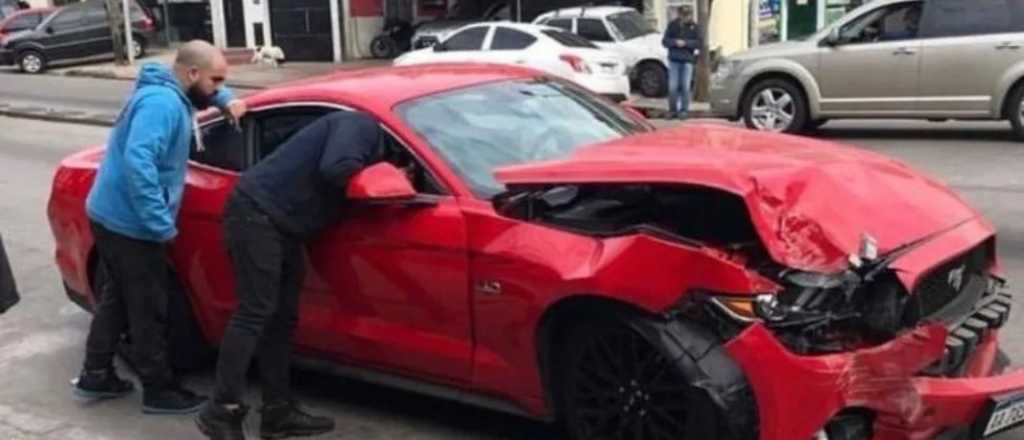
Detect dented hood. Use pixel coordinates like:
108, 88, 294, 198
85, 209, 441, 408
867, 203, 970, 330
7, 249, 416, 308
494, 124, 987, 272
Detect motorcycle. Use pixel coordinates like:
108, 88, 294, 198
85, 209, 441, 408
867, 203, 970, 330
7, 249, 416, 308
370, 18, 415, 59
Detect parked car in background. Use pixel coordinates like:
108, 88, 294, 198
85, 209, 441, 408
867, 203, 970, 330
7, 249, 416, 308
0, 0, 157, 73
534, 6, 670, 97
0, 7, 53, 41
712, 0, 1024, 138
0, 0, 25, 21
395, 22, 631, 101
410, 1, 511, 50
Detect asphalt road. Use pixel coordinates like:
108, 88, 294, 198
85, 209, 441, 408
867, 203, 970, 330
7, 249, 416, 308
0, 114, 1023, 440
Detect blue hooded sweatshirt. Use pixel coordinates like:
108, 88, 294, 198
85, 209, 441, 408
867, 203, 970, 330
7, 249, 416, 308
86, 63, 235, 242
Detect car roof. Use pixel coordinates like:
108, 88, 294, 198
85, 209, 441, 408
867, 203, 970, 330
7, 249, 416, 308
537, 6, 635, 20
244, 63, 543, 113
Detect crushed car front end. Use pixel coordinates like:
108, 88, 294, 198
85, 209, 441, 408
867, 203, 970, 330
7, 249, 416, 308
492, 124, 1024, 440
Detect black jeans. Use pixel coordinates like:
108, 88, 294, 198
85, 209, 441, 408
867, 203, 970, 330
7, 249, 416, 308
83, 222, 174, 390
213, 191, 303, 406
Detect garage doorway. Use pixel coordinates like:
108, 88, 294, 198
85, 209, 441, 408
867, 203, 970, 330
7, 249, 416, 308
269, 0, 333, 61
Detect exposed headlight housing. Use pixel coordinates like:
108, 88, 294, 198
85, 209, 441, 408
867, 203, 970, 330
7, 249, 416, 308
712, 59, 741, 83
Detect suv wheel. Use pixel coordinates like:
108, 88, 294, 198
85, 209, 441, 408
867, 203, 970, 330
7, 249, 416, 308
742, 79, 809, 133
1008, 85, 1024, 141
18, 51, 46, 74
126, 37, 145, 59
558, 319, 719, 440
637, 62, 668, 98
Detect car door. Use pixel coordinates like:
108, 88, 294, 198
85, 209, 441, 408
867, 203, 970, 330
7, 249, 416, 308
79, 2, 115, 58
38, 5, 86, 61
243, 106, 474, 382
817, 1, 924, 115
917, 0, 1024, 115
429, 25, 491, 64
479, 25, 538, 68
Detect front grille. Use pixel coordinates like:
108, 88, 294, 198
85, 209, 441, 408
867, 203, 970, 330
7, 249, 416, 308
906, 245, 988, 323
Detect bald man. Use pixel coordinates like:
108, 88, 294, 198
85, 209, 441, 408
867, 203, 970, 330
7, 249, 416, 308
74, 40, 247, 415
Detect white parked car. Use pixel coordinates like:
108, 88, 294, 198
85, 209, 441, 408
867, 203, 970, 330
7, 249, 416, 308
394, 22, 632, 102
534, 7, 669, 97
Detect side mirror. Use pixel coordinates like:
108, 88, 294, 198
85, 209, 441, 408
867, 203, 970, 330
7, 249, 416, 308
821, 27, 841, 47
45, 26, 54, 34
432, 43, 445, 52
346, 162, 417, 201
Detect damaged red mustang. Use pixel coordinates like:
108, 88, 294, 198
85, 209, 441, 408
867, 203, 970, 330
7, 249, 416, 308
48, 64, 1022, 440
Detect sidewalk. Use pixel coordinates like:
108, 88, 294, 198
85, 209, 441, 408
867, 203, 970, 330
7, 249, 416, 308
48, 49, 391, 90
9, 49, 710, 125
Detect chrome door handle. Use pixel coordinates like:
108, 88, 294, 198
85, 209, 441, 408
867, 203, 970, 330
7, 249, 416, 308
996, 42, 1021, 50
893, 47, 917, 56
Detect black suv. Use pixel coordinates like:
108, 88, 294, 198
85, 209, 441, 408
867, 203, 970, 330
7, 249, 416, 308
0, 0, 157, 73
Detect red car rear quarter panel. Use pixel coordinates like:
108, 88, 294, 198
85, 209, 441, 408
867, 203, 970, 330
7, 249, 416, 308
48, 149, 103, 301
459, 200, 778, 413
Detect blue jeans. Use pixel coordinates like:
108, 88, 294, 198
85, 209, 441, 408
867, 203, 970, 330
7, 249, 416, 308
668, 61, 694, 116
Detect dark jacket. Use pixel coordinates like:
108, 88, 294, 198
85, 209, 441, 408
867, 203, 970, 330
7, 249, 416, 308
235, 112, 384, 239
0, 233, 19, 314
662, 19, 702, 64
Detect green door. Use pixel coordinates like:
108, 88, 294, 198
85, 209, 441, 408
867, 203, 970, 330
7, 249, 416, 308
786, 0, 817, 40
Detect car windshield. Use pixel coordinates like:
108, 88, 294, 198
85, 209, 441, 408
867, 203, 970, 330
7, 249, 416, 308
607, 11, 656, 40
398, 79, 650, 198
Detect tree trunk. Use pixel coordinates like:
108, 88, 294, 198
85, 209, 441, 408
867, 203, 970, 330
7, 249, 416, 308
694, 0, 713, 102
105, 0, 126, 65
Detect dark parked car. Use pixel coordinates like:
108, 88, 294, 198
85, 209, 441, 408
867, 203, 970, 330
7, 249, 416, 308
0, 0, 157, 73
0, 7, 54, 40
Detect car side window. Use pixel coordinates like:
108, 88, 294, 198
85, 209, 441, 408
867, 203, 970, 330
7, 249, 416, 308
545, 18, 573, 32
440, 26, 488, 51
577, 18, 613, 42
379, 129, 445, 195
256, 108, 334, 160
82, 4, 109, 27
490, 27, 537, 50
839, 2, 922, 44
191, 120, 247, 172
49, 7, 84, 32
919, 0, 1016, 38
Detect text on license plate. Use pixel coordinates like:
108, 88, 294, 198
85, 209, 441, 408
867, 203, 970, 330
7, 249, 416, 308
983, 392, 1024, 437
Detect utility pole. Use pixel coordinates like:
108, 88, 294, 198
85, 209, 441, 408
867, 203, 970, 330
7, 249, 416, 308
123, 0, 135, 65
105, 0, 126, 65
750, 0, 760, 48
694, 0, 713, 103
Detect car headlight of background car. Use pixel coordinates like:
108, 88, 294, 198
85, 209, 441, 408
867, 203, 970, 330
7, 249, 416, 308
712, 59, 741, 83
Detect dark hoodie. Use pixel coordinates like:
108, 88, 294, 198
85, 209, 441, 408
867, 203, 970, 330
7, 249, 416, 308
235, 111, 384, 239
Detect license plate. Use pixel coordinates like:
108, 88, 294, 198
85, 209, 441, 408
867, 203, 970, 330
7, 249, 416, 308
978, 391, 1024, 437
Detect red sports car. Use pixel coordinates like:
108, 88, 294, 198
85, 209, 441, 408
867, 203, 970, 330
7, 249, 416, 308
48, 64, 1023, 440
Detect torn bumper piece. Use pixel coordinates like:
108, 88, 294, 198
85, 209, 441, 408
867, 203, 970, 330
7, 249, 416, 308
723, 290, 1022, 440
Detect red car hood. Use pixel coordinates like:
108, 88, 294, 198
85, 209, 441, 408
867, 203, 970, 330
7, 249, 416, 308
494, 124, 985, 272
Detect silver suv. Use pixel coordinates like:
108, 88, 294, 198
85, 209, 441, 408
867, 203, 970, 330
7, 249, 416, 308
711, 0, 1024, 137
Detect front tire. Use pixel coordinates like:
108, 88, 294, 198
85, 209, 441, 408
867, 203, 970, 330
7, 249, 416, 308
1008, 84, 1024, 141
17, 50, 46, 74
742, 78, 809, 134
558, 319, 720, 440
370, 36, 398, 59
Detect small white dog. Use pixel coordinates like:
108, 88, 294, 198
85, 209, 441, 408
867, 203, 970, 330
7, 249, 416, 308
251, 45, 286, 68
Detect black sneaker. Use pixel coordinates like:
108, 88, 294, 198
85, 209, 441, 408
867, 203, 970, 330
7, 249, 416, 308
142, 384, 207, 415
260, 401, 334, 439
72, 368, 135, 400
196, 402, 248, 440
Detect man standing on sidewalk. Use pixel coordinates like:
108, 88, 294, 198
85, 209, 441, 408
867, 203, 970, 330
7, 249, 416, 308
74, 40, 247, 414
196, 111, 386, 440
662, 5, 702, 120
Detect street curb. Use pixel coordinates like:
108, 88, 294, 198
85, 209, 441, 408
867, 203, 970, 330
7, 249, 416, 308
57, 69, 268, 90
0, 103, 116, 127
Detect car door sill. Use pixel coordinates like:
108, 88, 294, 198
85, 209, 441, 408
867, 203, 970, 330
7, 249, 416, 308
292, 355, 535, 420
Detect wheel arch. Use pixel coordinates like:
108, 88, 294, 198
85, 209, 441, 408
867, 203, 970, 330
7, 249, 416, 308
996, 68, 1024, 119
534, 293, 760, 439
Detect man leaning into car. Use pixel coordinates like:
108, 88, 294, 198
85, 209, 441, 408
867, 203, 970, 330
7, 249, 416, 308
74, 40, 246, 414
196, 111, 386, 440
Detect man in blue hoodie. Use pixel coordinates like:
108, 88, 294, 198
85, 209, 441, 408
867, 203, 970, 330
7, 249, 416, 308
74, 40, 247, 415
662, 5, 702, 119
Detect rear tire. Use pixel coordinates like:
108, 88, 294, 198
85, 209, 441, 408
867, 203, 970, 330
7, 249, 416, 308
91, 261, 214, 373
742, 78, 809, 134
370, 36, 398, 59
637, 62, 668, 98
558, 318, 720, 440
